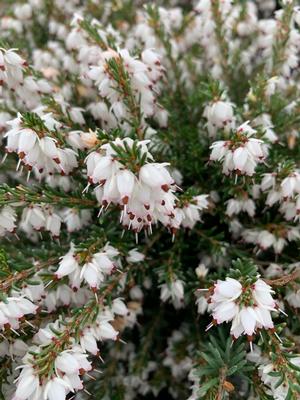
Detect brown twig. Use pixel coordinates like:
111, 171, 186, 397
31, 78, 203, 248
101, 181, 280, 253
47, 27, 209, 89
264, 269, 300, 287
0, 258, 59, 292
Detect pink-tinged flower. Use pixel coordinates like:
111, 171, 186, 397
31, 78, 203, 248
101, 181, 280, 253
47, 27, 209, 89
252, 279, 276, 309
211, 277, 242, 302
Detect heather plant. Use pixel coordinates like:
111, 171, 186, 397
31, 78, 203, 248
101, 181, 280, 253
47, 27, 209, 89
0, 1, 300, 399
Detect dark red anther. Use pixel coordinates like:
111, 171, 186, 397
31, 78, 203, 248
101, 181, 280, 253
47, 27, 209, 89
122, 195, 129, 205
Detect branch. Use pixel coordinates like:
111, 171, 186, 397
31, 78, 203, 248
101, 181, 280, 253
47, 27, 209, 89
0, 184, 97, 208
264, 269, 300, 287
0, 258, 59, 292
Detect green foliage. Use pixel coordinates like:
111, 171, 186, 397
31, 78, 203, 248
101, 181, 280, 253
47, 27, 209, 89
21, 112, 49, 134
192, 328, 253, 399
79, 18, 111, 50
229, 258, 258, 280
0, 248, 9, 278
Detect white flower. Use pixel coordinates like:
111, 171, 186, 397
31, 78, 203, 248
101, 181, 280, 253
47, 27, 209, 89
55, 257, 76, 279
112, 298, 128, 316
139, 163, 173, 190
96, 320, 118, 340
195, 263, 208, 278
69, 107, 85, 124
13, 366, 40, 400
116, 169, 136, 204
226, 197, 255, 217
257, 229, 273, 248
66, 130, 86, 150
14, 4, 32, 20
62, 208, 91, 232
43, 377, 70, 400
204, 100, 234, 136
281, 174, 300, 198
196, 296, 209, 314
129, 285, 144, 300
0, 206, 17, 236
0, 48, 26, 88
160, 280, 184, 309
93, 252, 116, 275
253, 114, 278, 143
81, 261, 104, 290
180, 195, 209, 229
55, 352, 81, 375
226, 199, 242, 217
126, 249, 145, 263
45, 211, 61, 238
80, 328, 98, 355
258, 362, 290, 400
208, 277, 276, 338
286, 289, 300, 308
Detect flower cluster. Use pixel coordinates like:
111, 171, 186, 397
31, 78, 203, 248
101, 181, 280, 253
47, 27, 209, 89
21, 205, 62, 238
207, 277, 276, 339
14, 306, 120, 400
86, 137, 179, 233
261, 168, 300, 221
5, 113, 77, 178
55, 243, 119, 290
247, 345, 300, 400
242, 226, 300, 254
226, 196, 255, 217
210, 122, 268, 176
0, 48, 52, 109
88, 48, 166, 129
14, 348, 92, 400
171, 195, 209, 231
